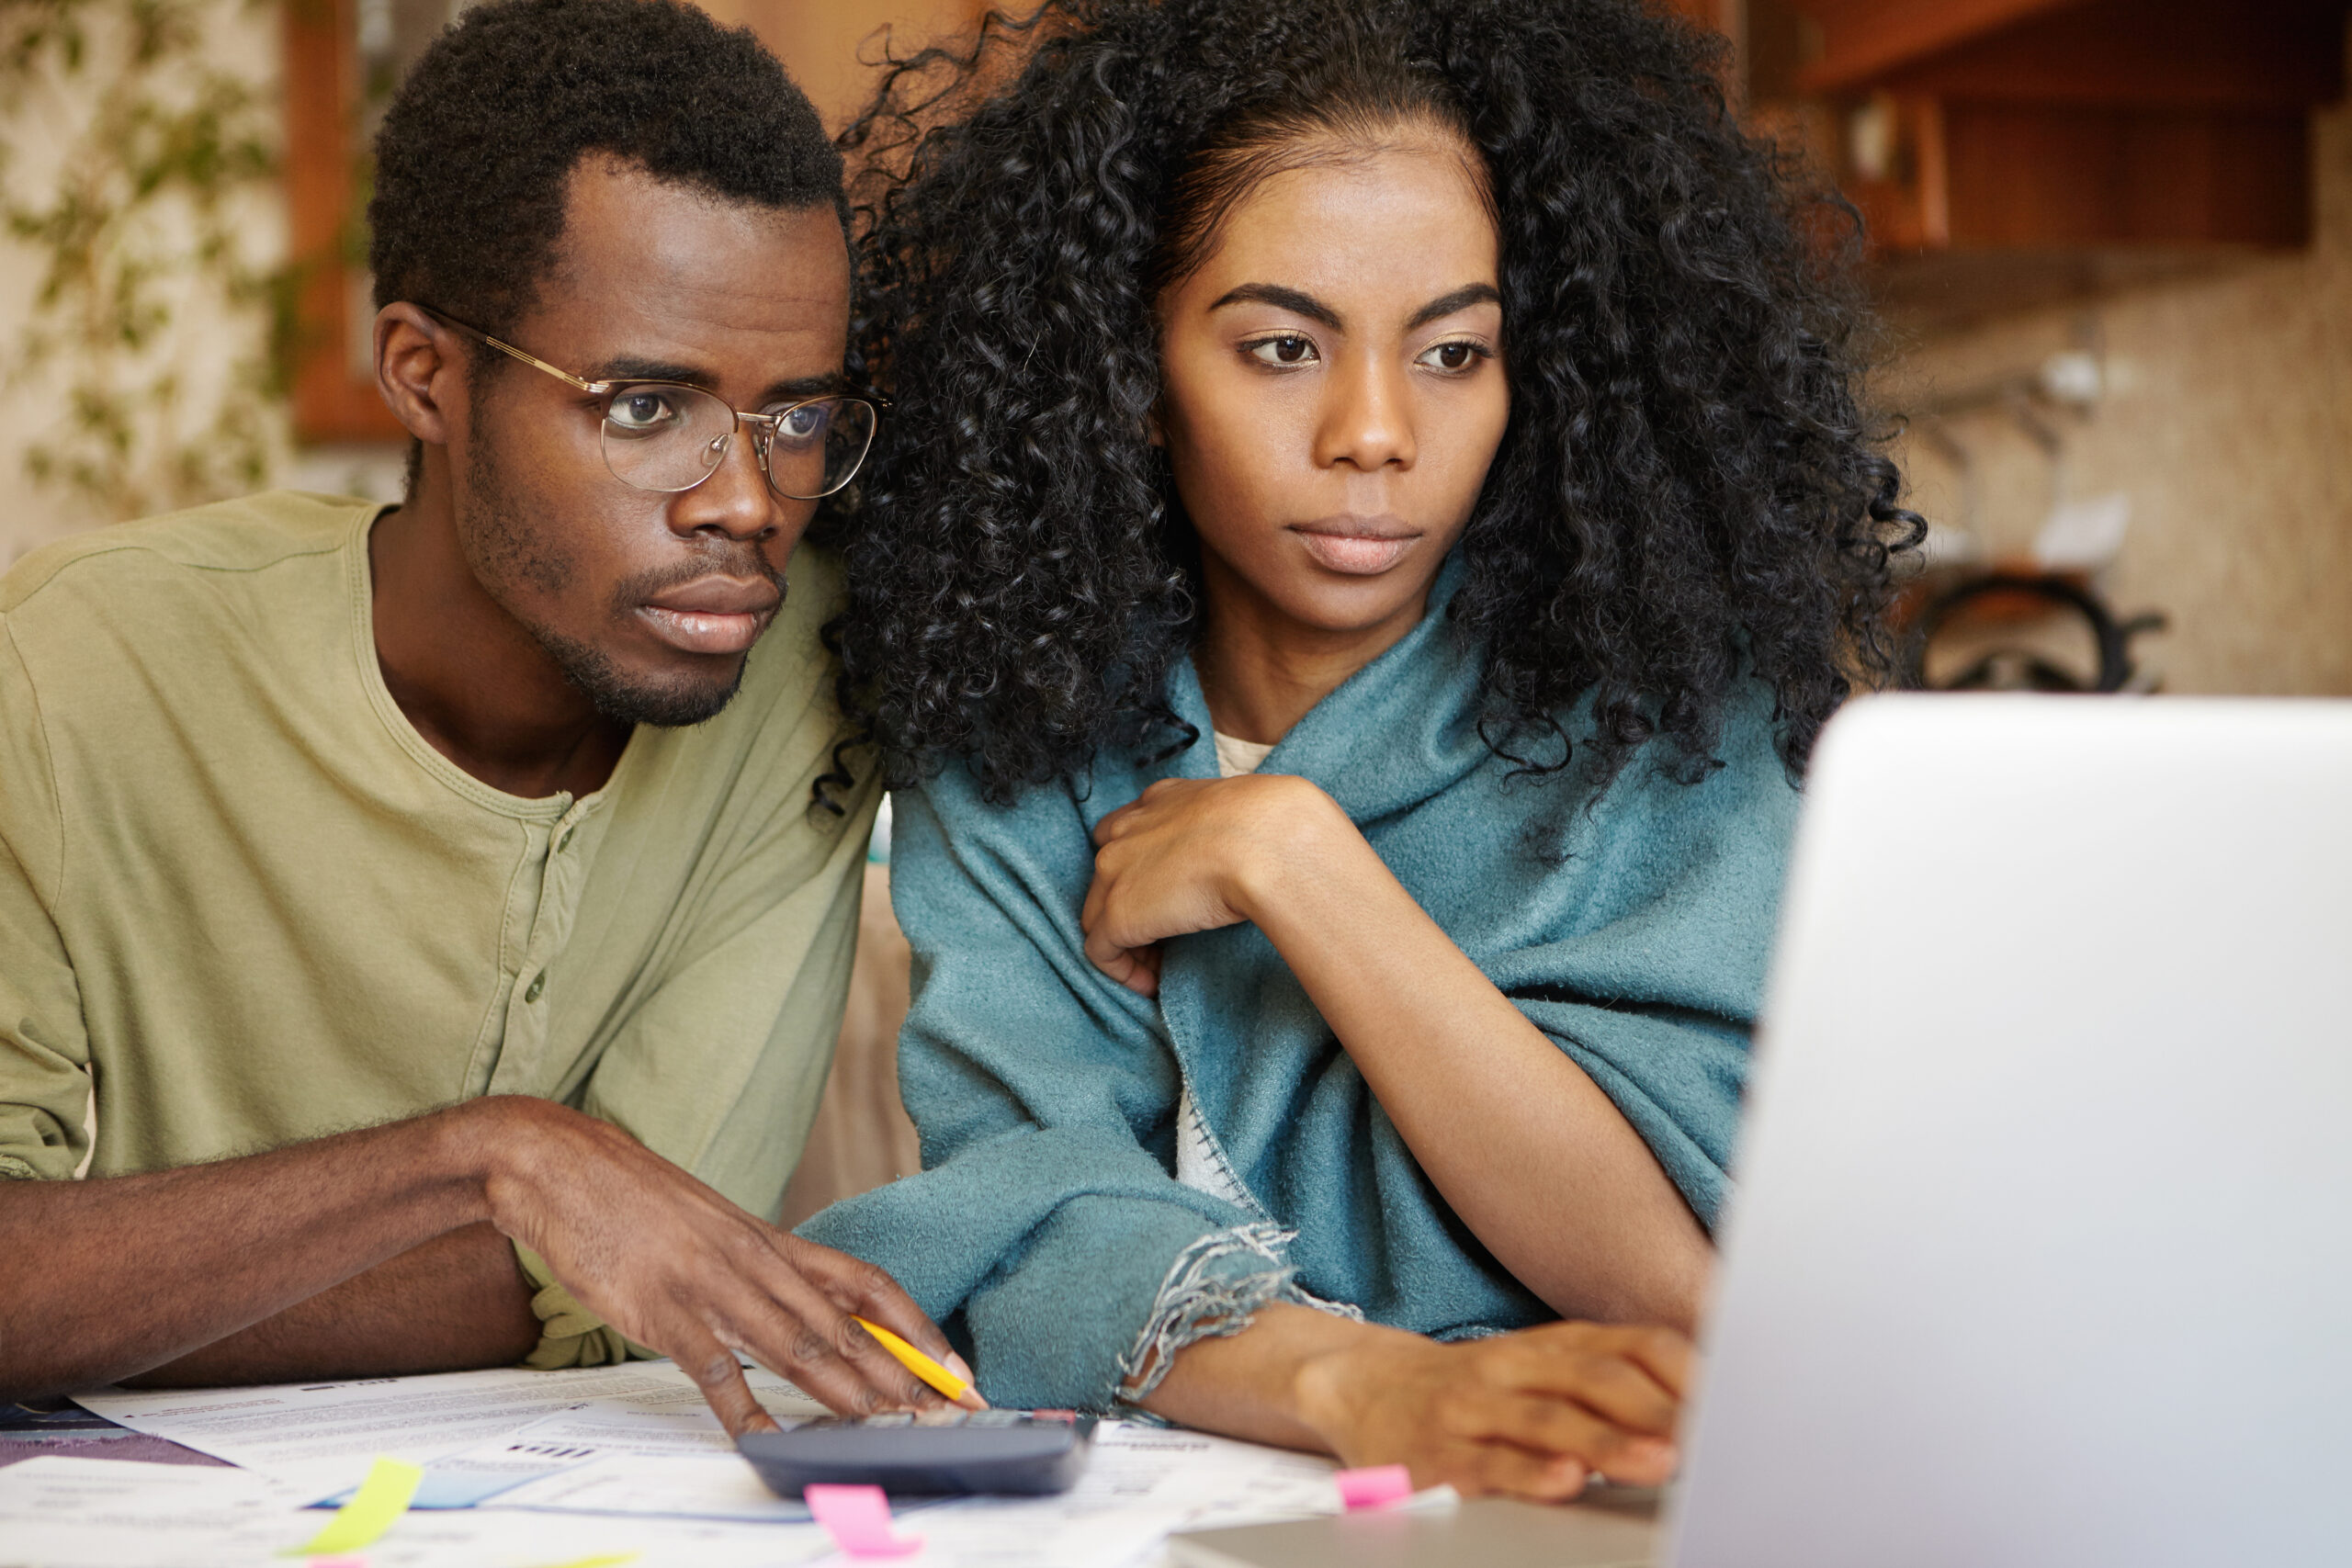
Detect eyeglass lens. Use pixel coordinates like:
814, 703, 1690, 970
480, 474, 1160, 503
601, 386, 876, 500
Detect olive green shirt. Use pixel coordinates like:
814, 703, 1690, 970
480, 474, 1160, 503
0, 491, 879, 1363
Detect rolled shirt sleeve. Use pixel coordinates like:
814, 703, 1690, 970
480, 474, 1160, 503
0, 616, 91, 1184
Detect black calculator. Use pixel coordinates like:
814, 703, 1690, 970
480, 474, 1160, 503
737, 1409, 1099, 1496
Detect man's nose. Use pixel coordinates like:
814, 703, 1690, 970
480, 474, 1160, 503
1314, 353, 1417, 472
669, 422, 785, 543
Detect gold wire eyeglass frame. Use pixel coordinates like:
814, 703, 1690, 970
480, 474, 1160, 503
418, 307, 887, 501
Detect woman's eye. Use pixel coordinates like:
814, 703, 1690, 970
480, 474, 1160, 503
1418, 340, 1487, 373
1245, 334, 1318, 367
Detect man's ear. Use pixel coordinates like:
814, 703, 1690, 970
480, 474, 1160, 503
374, 302, 464, 447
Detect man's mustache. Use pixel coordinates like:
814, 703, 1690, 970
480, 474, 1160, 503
609, 547, 787, 615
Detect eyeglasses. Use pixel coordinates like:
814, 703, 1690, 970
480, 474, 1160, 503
420, 308, 886, 501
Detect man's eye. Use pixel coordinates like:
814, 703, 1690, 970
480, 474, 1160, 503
1245, 334, 1318, 367
608, 389, 683, 431
1418, 340, 1486, 373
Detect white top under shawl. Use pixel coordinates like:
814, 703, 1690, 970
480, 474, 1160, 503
1212, 730, 1276, 779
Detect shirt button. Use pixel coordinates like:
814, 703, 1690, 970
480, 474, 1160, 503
557, 827, 575, 852
524, 972, 546, 1004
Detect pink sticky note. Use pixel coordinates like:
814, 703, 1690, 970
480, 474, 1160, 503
1335, 1463, 1415, 1512
805, 1483, 924, 1559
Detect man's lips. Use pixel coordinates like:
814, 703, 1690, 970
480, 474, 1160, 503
636, 576, 781, 656
1288, 516, 1424, 576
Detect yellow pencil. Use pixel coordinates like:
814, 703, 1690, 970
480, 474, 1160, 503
853, 1314, 973, 1404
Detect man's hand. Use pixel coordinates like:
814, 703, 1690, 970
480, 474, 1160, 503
1291, 1321, 1692, 1502
1082, 774, 1359, 996
469, 1097, 979, 1434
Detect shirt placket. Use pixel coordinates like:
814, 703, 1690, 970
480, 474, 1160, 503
485, 794, 604, 1096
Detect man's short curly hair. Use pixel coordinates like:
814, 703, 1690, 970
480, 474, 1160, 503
831, 0, 1923, 804
369, 0, 842, 339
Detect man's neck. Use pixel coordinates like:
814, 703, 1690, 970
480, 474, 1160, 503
1193, 553, 1433, 748
368, 485, 631, 801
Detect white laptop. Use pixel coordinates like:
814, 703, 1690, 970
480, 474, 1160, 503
1174, 694, 2352, 1568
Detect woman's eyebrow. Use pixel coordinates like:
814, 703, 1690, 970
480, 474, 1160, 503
1406, 284, 1502, 330
1208, 283, 1340, 328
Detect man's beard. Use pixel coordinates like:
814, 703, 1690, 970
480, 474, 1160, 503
528, 619, 752, 729
459, 440, 780, 729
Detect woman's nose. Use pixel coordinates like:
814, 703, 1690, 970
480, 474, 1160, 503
1315, 353, 1416, 472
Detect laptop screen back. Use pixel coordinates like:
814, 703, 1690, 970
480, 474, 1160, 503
1668, 696, 2352, 1568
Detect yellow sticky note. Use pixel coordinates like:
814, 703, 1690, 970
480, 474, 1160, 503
288, 1455, 423, 1557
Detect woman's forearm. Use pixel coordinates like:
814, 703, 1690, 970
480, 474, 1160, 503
1137, 1303, 1414, 1451
1139, 1302, 1692, 1504
1235, 809, 1713, 1329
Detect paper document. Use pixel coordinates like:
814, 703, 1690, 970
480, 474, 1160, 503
0, 1455, 306, 1568
481, 1450, 819, 1522
72, 1359, 817, 1498
418, 1373, 834, 1520
52, 1364, 1357, 1568
0, 1454, 838, 1568
864, 1423, 1345, 1568
502, 1365, 826, 1453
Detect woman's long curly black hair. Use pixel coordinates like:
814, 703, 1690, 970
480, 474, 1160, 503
826, 0, 1922, 804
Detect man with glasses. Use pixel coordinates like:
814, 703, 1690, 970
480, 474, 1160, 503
0, 0, 968, 1433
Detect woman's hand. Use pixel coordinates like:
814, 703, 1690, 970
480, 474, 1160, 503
1082, 773, 1359, 996
1292, 1320, 1693, 1502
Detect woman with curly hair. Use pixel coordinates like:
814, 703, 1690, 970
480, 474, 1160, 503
802, 0, 1917, 1497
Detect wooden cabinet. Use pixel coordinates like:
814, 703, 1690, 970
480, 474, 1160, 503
1743, 0, 2350, 325
283, 0, 412, 444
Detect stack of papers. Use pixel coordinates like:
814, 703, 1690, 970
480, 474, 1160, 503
73, 1361, 820, 1499
0, 1456, 838, 1568
11, 1361, 1350, 1567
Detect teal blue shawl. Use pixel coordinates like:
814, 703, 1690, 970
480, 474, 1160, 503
802, 572, 1799, 1410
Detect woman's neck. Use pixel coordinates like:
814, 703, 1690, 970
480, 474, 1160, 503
1193, 551, 1438, 746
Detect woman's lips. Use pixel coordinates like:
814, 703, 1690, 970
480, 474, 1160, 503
636, 602, 776, 656
1290, 523, 1422, 576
